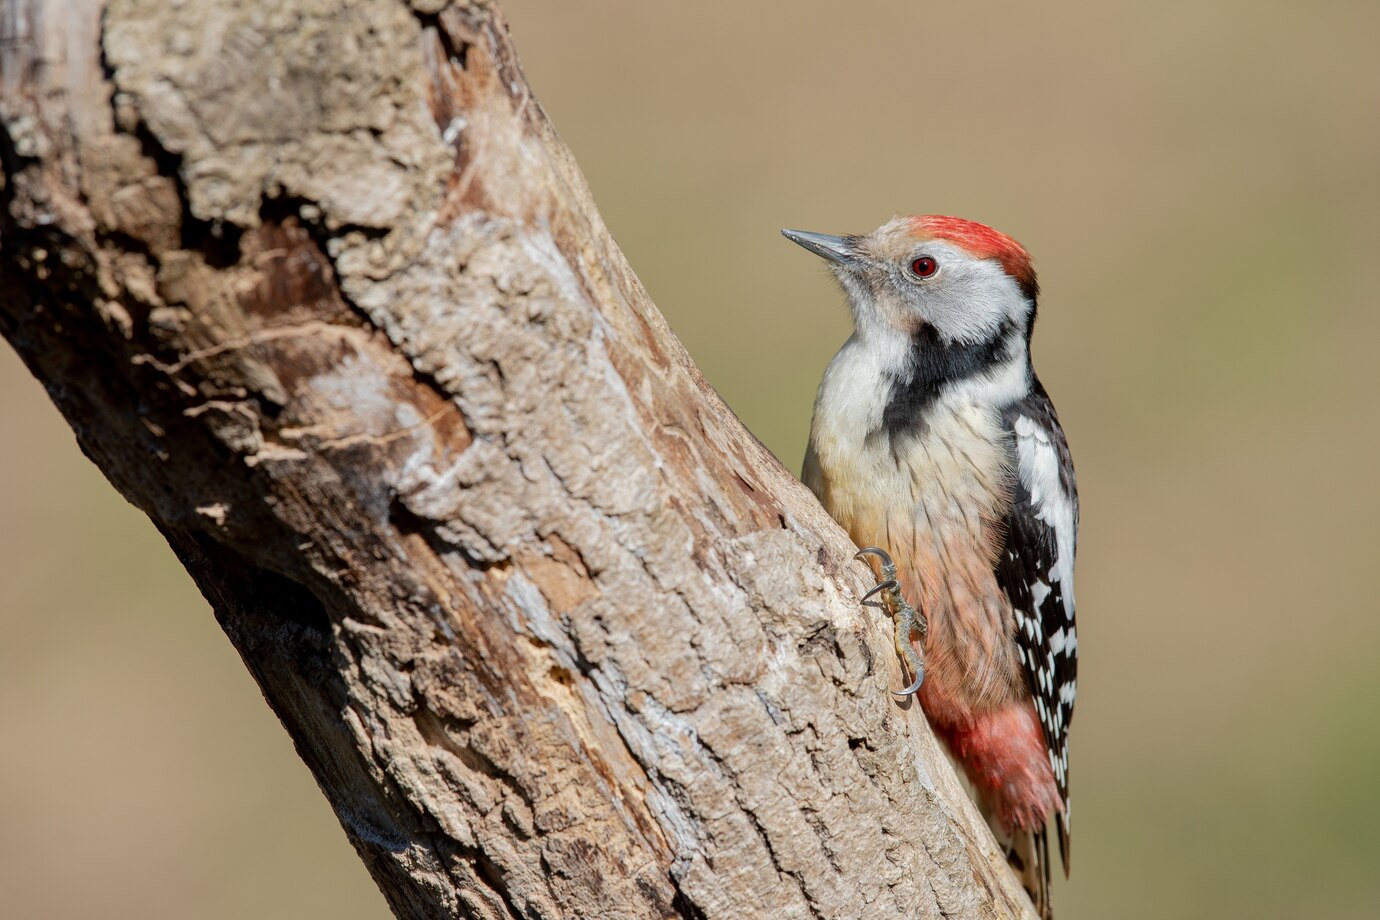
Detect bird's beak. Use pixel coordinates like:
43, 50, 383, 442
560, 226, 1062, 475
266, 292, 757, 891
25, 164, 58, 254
781, 229, 859, 267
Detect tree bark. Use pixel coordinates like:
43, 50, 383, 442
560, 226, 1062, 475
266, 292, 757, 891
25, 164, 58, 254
0, 2, 1035, 918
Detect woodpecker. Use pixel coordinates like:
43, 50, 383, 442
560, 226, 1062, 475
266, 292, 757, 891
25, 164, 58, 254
783, 216, 1078, 918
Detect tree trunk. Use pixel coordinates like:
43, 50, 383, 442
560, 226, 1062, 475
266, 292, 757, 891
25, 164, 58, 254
0, 2, 1035, 917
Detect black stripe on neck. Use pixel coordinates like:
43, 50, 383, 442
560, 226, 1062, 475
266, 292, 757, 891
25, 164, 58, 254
876, 320, 1022, 441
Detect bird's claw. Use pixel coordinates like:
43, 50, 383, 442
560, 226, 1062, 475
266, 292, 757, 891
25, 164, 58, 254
855, 547, 928, 700
860, 578, 899, 606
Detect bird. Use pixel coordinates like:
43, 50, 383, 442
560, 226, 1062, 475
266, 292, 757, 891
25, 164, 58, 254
783, 215, 1078, 918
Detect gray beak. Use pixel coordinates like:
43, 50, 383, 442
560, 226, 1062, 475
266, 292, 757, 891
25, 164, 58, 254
781, 229, 858, 267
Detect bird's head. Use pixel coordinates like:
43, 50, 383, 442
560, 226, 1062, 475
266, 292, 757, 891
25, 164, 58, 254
783, 215, 1038, 349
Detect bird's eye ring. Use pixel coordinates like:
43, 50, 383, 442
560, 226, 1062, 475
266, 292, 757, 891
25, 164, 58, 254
910, 256, 939, 279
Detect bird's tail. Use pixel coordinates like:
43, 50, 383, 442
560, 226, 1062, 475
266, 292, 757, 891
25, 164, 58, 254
941, 720, 1067, 917
1056, 808, 1071, 878
1003, 828, 1054, 920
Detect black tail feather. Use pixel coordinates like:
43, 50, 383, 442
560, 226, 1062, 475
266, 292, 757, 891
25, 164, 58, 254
1006, 829, 1054, 919
1056, 811, 1071, 877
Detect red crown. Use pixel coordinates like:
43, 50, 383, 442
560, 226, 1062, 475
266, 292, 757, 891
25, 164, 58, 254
909, 215, 1037, 300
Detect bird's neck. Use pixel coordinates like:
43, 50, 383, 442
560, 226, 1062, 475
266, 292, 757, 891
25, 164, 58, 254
877, 322, 1028, 440
809, 323, 1031, 474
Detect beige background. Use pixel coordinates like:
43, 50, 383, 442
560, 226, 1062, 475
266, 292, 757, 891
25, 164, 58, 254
3, 2, 1378, 917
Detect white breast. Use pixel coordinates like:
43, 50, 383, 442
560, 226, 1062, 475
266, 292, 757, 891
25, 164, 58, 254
805, 333, 1012, 544
806, 333, 1027, 707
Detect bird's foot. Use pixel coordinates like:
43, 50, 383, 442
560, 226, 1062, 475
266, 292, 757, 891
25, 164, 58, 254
855, 547, 928, 701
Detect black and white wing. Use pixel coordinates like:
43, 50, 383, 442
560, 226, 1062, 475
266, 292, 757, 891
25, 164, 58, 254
995, 378, 1078, 871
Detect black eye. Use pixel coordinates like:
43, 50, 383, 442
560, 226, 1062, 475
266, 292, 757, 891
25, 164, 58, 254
911, 256, 939, 278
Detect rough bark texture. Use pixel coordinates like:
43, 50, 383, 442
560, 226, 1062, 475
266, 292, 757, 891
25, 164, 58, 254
0, 2, 1036, 918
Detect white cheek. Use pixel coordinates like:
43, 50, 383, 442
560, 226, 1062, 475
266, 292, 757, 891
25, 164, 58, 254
916, 255, 1030, 345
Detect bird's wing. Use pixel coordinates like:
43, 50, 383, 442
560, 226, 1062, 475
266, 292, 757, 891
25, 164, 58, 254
994, 379, 1078, 872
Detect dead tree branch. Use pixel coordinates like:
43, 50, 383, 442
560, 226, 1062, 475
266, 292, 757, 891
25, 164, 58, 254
0, 2, 1035, 917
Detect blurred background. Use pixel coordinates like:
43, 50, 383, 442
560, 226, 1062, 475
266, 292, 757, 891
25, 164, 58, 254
3, 1, 1378, 917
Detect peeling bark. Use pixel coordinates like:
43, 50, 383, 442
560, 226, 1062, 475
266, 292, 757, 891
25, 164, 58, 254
0, 2, 1036, 918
